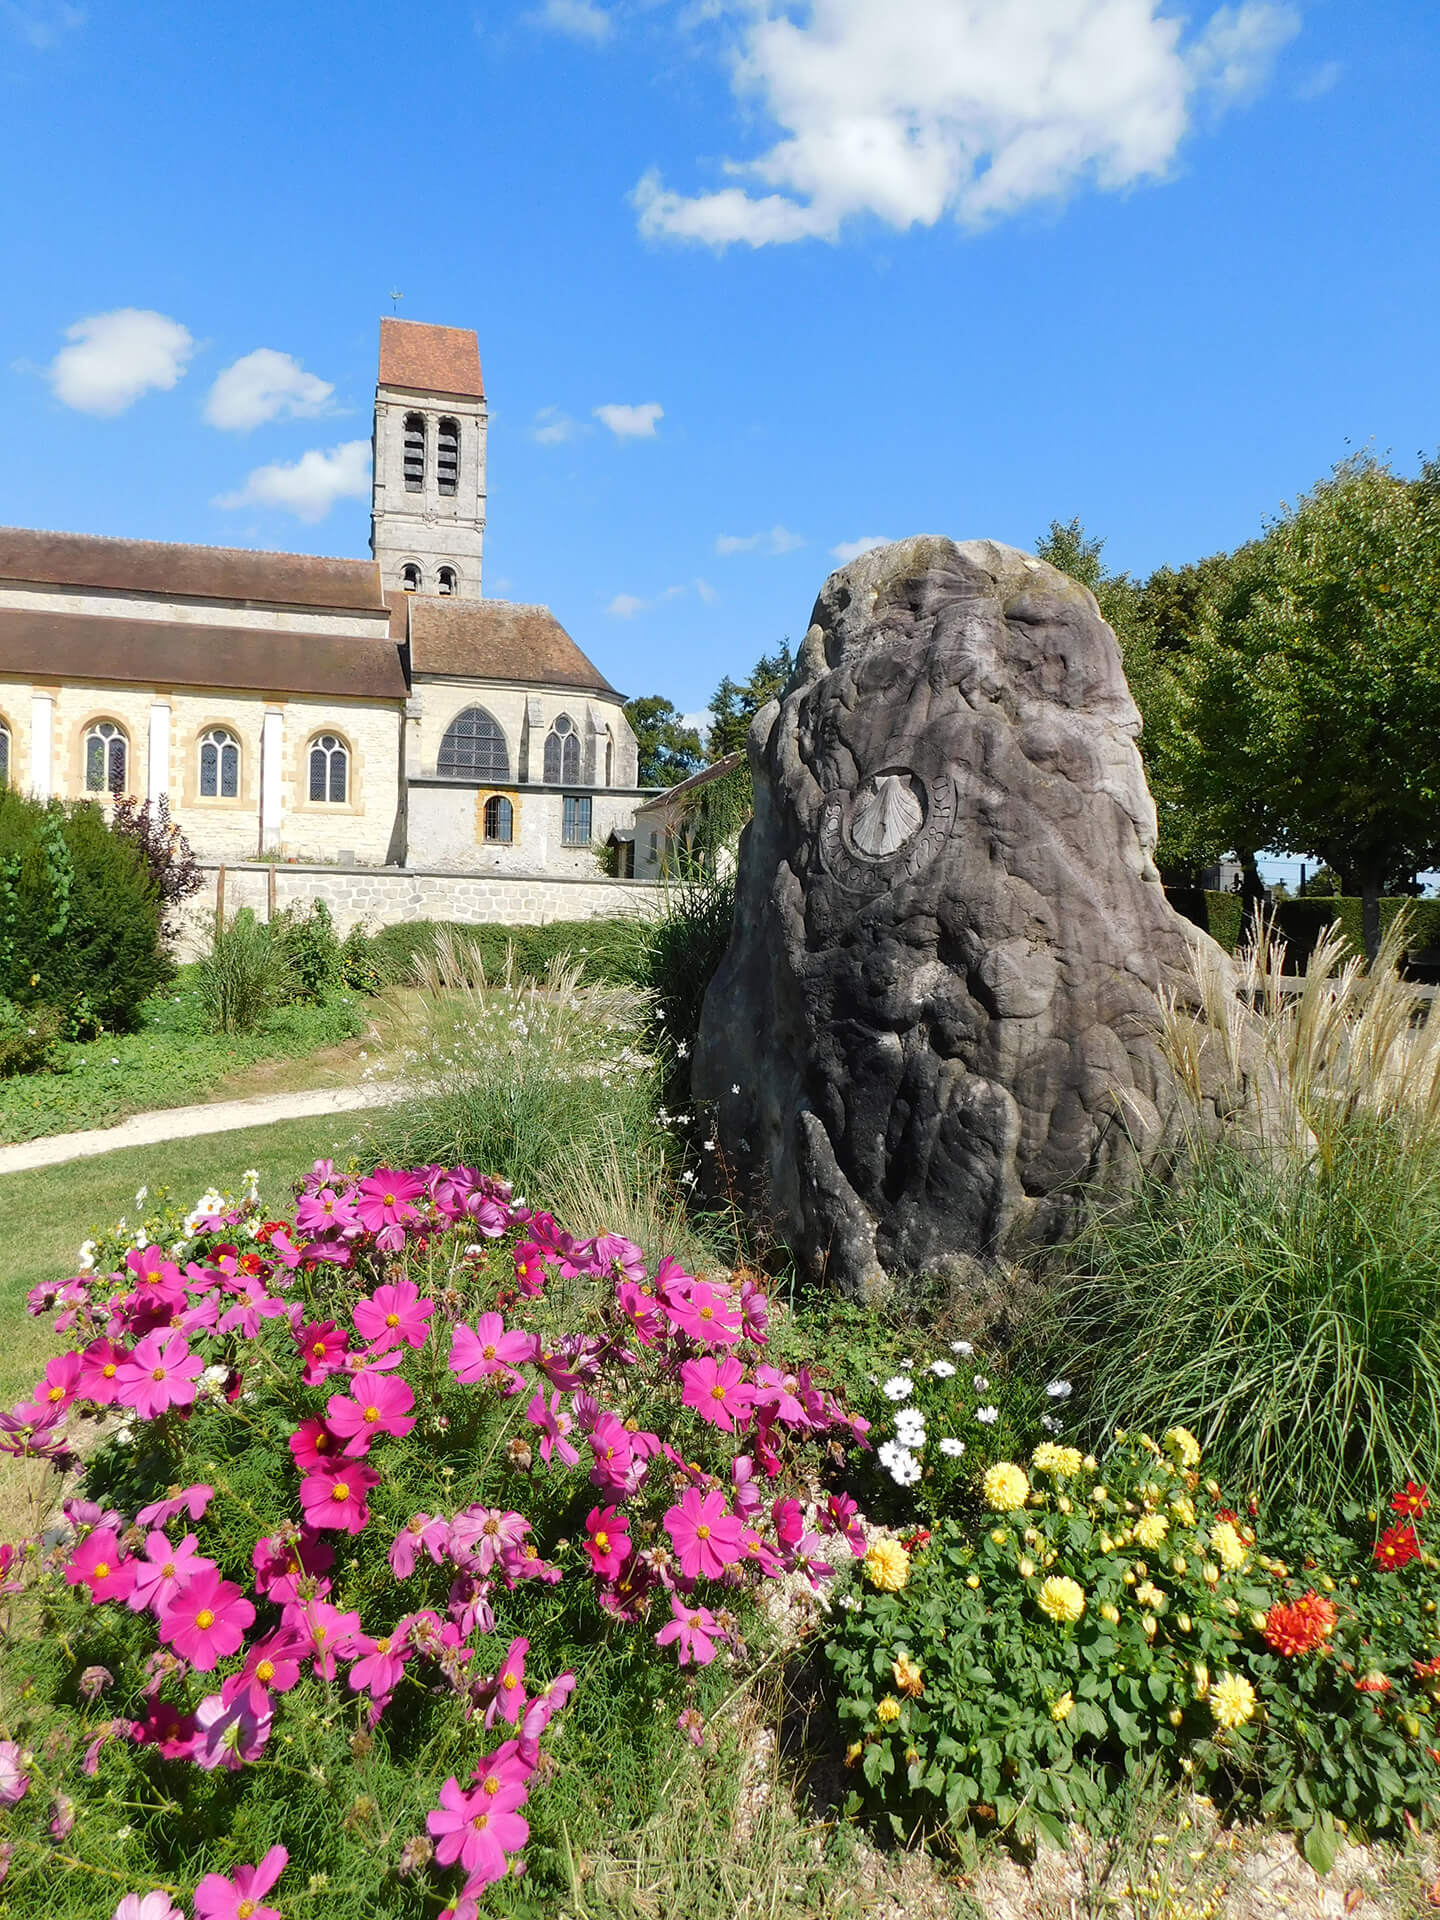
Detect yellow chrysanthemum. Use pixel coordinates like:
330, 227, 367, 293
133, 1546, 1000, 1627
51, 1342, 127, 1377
1031, 1442, 1084, 1478
1208, 1673, 1256, 1730
1209, 1521, 1248, 1573
863, 1538, 911, 1592
892, 1652, 923, 1697
1165, 1427, 1202, 1470
1134, 1512, 1170, 1550
876, 1694, 902, 1726
1050, 1691, 1074, 1722
1135, 1580, 1166, 1611
1036, 1576, 1086, 1625
983, 1462, 1030, 1512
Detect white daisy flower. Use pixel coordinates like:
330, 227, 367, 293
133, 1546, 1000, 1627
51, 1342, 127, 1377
950, 1340, 974, 1356
881, 1375, 913, 1401
972, 1374, 990, 1392
1045, 1379, 1073, 1401
888, 1448, 923, 1487
939, 1437, 967, 1458
976, 1405, 999, 1425
929, 1360, 956, 1379
1041, 1414, 1064, 1434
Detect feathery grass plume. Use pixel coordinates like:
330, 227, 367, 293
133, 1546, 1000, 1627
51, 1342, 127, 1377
193, 907, 295, 1035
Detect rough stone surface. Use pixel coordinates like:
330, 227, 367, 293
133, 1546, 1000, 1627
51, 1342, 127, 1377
694, 536, 1235, 1299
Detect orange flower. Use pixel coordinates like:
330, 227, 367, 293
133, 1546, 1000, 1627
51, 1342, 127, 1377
1355, 1672, 1393, 1694
1263, 1590, 1337, 1657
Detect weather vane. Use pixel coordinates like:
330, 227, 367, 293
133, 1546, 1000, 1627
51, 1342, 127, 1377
388, 289, 404, 311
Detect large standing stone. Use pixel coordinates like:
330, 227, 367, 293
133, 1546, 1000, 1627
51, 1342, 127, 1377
694, 537, 1237, 1300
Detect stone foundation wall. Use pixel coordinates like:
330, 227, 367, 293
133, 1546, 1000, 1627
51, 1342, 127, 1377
178, 862, 665, 957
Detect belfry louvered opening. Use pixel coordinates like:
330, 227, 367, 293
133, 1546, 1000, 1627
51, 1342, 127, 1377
403, 414, 426, 492
437, 418, 460, 497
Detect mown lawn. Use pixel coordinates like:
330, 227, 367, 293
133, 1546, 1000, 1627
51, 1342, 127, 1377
0, 970, 375, 1145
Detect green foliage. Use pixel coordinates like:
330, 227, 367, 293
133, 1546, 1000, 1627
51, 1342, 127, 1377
273, 898, 343, 1002
359, 916, 649, 991
825, 1436, 1440, 1854
338, 922, 386, 995
0, 994, 60, 1077
194, 908, 297, 1034
0, 788, 169, 1031
708, 643, 794, 758
1162, 889, 1245, 955
630, 873, 737, 1093
1047, 1128, 1440, 1516
624, 694, 708, 787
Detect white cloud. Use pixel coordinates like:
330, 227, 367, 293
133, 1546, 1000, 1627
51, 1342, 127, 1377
204, 349, 334, 431
3, 3, 85, 50
1293, 58, 1341, 102
215, 439, 371, 523
635, 0, 1301, 248
695, 577, 719, 604
594, 401, 663, 439
681, 709, 713, 741
531, 406, 587, 445
830, 534, 892, 562
607, 583, 688, 617
48, 308, 195, 417
716, 523, 805, 556
528, 0, 612, 42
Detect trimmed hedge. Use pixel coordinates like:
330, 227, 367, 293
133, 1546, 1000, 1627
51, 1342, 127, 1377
361, 915, 651, 988
1166, 889, 1440, 969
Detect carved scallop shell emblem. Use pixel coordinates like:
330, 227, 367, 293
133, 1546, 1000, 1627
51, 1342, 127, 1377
817, 760, 957, 895
849, 772, 924, 857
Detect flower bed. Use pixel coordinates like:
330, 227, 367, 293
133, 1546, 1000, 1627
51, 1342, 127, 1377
0, 1163, 871, 1915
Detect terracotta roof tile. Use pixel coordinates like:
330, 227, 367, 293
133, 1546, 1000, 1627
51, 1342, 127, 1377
0, 607, 408, 700
0, 526, 387, 612
406, 598, 617, 695
378, 319, 484, 399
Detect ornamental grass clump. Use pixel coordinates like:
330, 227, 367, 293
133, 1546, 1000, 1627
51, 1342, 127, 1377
825, 1429, 1440, 1866
0, 1157, 871, 1916
1050, 917, 1440, 1513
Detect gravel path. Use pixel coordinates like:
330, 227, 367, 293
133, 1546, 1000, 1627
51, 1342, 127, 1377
0, 1083, 399, 1177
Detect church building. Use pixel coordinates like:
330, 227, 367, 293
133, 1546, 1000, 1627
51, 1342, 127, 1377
0, 319, 644, 878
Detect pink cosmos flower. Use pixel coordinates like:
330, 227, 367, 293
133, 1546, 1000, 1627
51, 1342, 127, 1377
480, 1636, 529, 1729
511, 1239, 547, 1296
353, 1167, 426, 1234
193, 1690, 273, 1771
193, 1845, 288, 1920
427, 1778, 530, 1882
664, 1489, 744, 1580
615, 1280, 665, 1346
583, 1505, 631, 1579
66, 1528, 136, 1605
251, 1528, 333, 1601
390, 1511, 452, 1579
293, 1318, 349, 1384
665, 1278, 743, 1345
135, 1483, 214, 1528
128, 1531, 213, 1616
680, 1354, 754, 1432
450, 1313, 537, 1387
349, 1623, 411, 1700
739, 1278, 770, 1344
34, 1349, 83, 1416
216, 1285, 288, 1339
158, 1569, 255, 1670
282, 1596, 362, 1680
730, 1454, 763, 1518
791, 1531, 835, 1590
525, 1389, 579, 1468
499, 1539, 562, 1586
327, 1370, 416, 1455
772, 1497, 805, 1549
353, 1278, 433, 1351
449, 1506, 529, 1574
115, 1330, 204, 1420
518, 1670, 576, 1753
588, 1411, 640, 1490
299, 1458, 380, 1534
112, 1895, 186, 1920
654, 1593, 721, 1666
823, 1491, 867, 1556
289, 1416, 343, 1473
753, 1364, 808, 1427
294, 1186, 361, 1238
594, 1233, 646, 1283
221, 1627, 310, 1713
76, 1338, 132, 1406
739, 1527, 783, 1576
0, 1740, 28, 1804
472, 1739, 533, 1810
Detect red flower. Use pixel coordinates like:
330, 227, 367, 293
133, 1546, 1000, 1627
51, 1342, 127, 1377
1375, 1522, 1422, 1571
1355, 1671, 1393, 1693
1263, 1590, 1337, 1657
1413, 1655, 1440, 1680
1392, 1482, 1431, 1519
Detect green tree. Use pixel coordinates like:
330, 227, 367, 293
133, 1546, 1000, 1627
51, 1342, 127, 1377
622, 695, 706, 789
708, 642, 795, 758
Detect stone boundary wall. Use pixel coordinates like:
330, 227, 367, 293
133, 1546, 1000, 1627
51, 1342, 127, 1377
177, 862, 665, 957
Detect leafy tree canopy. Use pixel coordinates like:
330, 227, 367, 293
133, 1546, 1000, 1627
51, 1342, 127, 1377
708, 642, 795, 759
623, 695, 707, 789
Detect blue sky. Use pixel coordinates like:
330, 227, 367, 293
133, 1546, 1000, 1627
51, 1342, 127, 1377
2, 0, 1437, 719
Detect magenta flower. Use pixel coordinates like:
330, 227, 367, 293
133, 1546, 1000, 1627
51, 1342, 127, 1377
128, 1530, 214, 1616
349, 1624, 410, 1700
449, 1506, 529, 1574
753, 1364, 808, 1426
65, 1528, 137, 1605
135, 1482, 214, 1528
114, 1330, 204, 1419
282, 1596, 362, 1680
588, 1413, 638, 1492
193, 1845, 288, 1920
221, 1627, 309, 1712
0, 1740, 28, 1805
294, 1186, 361, 1237
583, 1505, 631, 1579
510, 1239, 545, 1296
771, 1497, 805, 1548
615, 1280, 665, 1345
131, 1700, 197, 1759
739, 1527, 783, 1576
326, 1369, 416, 1455
216, 1286, 288, 1339
450, 1313, 537, 1386
159, 1568, 255, 1670
518, 1669, 576, 1751
654, 1593, 721, 1666
353, 1167, 426, 1234
680, 1354, 754, 1432
34, 1349, 83, 1415
664, 1279, 743, 1345
822, 1491, 868, 1556
288, 1416, 343, 1473
427, 1777, 530, 1881
293, 1318, 349, 1384
480, 1636, 529, 1729
251, 1528, 333, 1600
112, 1895, 186, 1920
739, 1278, 770, 1343
525, 1389, 580, 1468
299, 1458, 380, 1534
193, 1689, 273, 1771
353, 1278, 433, 1351
664, 1489, 744, 1580
389, 1511, 452, 1579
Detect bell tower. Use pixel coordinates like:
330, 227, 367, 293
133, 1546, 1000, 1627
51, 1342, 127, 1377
371, 318, 487, 600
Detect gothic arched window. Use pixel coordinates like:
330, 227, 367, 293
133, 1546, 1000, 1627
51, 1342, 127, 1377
403, 414, 426, 493
401, 562, 421, 592
543, 713, 580, 784
308, 732, 349, 804
84, 719, 128, 794
437, 566, 457, 596
483, 795, 513, 843
199, 727, 240, 799
438, 706, 509, 780
437, 418, 460, 497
